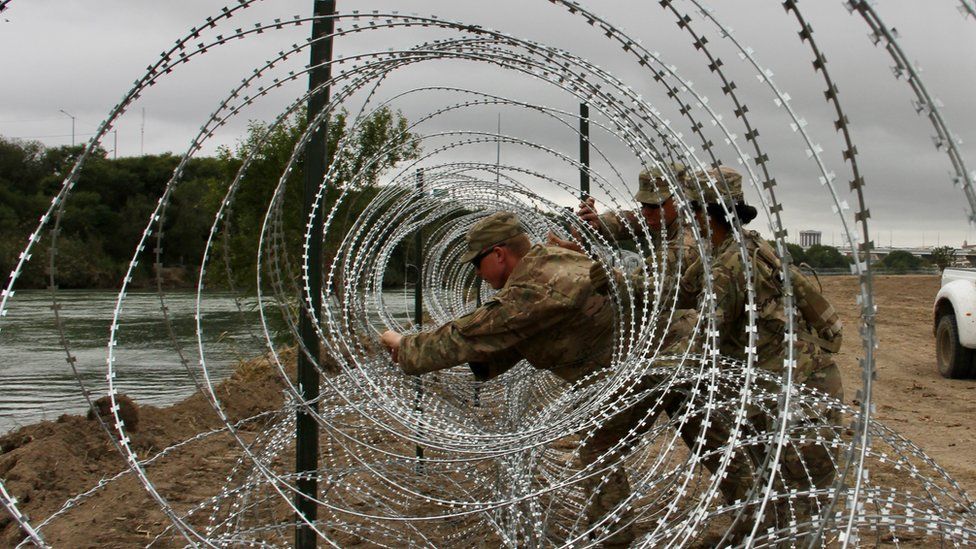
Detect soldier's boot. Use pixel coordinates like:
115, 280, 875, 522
726, 508, 778, 547
779, 440, 839, 538
717, 488, 779, 547
582, 466, 635, 548
713, 444, 775, 547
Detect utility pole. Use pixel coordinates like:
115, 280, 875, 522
296, 2, 335, 548
58, 109, 75, 147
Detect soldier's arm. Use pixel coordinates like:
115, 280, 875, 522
397, 315, 497, 376
664, 256, 742, 353
676, 255, 705, 309
468, 347, 523, 381
397, 284, 570, 376
618, 261, 652, 314
623, 241, 692, 310
579, 197, 642, 242
596, 210, 643, 241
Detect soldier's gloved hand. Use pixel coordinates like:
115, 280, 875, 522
589, 261, 610, 295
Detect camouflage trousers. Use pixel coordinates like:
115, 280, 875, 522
578, 360, 844, 547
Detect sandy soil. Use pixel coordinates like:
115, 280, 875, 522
823, 275, 976, 493
0, 354, 291, 547
1, 274, 973, 546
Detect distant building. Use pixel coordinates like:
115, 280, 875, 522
799, 230, 822, 249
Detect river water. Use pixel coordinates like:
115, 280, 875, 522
0, 289, 421, 435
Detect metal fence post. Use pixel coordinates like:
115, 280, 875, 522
414, 169, 426, 472
296, 1, 335, 547
579, 103, 590, 199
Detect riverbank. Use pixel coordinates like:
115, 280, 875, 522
0, 351, 293, 546
2, 274, 972, 546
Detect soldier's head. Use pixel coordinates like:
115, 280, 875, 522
700, 166, 758, 245
636, 163, 683, 231
460, 211, 531, 289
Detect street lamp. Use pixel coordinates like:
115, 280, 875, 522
58, 109, 75, 147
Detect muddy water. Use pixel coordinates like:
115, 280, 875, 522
0, 290, 268, 434
0, 289, 423, 434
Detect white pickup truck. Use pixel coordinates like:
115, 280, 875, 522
934, 268, 976, 378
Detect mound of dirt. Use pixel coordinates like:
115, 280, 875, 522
86, 394, 140, 433
0, 349, 295, 546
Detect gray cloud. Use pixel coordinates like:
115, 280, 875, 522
1, 0, 973, 248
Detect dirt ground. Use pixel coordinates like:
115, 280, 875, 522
823, 275, 976, 492
1, 274, 973, 546
0, 353, 293, 547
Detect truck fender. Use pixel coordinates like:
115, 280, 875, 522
934, 279, 976, 348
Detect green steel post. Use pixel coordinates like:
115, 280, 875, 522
296, 1, 334, 547
579, 103, 590, 199
414, 169, 425, 469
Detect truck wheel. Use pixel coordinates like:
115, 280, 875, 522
936, 314, 974, 379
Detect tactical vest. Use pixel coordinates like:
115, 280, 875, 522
753, 238, 843, 353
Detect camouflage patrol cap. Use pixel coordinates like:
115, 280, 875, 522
700, 166, 745, 206
459, 211, 526, 264
639, 161, 688, 180
635, 162, 688, 204
671, 161, 690, 182
687, 168, 708, 204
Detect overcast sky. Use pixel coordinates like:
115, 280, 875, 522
1, 0, 974, 248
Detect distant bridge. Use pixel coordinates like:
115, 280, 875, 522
835, 245, 974, 266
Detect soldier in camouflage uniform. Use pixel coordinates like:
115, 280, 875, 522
559, 170, 753, 542
555, 165, 723, 546
577, 163, 700, 303
674, 166, 845, 537
577, 167, 845, 544
381, 211, 632, 545
381, 211, 615, 382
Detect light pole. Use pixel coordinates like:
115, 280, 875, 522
58, 109, 75, 147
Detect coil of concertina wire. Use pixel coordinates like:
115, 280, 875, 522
1, 2, 975, 547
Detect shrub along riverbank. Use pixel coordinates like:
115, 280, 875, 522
0, 106, 421, 290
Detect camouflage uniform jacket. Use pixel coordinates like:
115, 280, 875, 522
398, 244, 615, 382
676, 230, 837, 381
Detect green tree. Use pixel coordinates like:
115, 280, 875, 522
211, 106, 421, 290
0, 105, 421, 290
879, 250, 924, 273
0, 137, 237, 288
930, 246, 955, 272
786, 242, 807, 265
804, 244, 849, 269
0, 138, 65, 286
